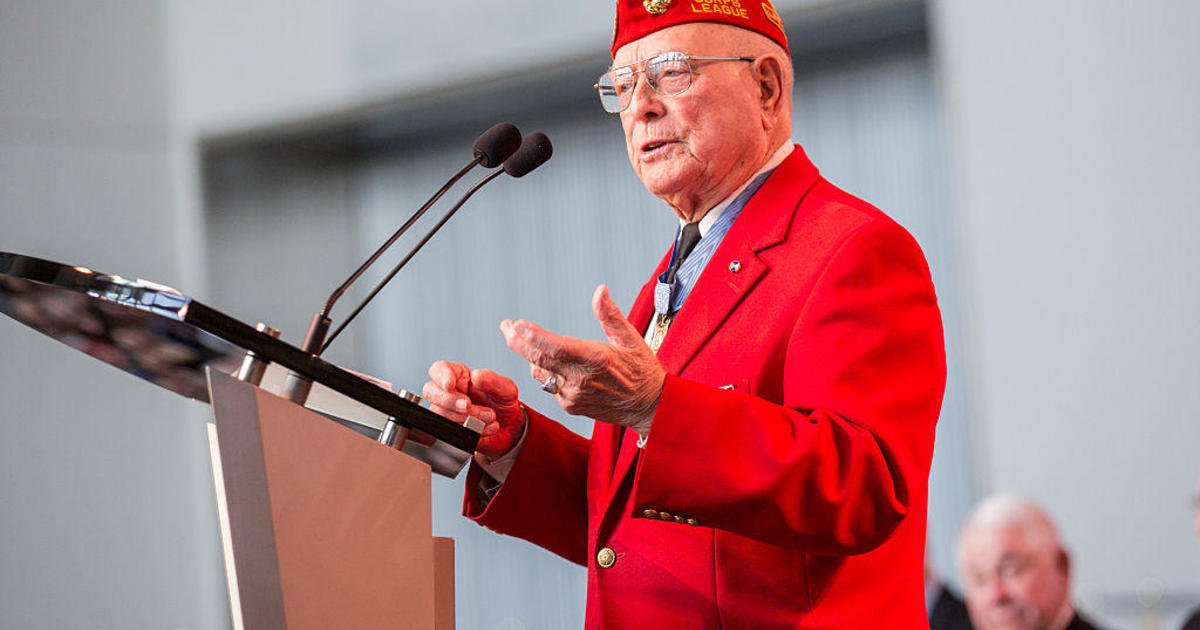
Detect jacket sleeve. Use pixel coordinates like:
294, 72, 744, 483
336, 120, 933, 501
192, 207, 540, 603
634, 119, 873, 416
630, 219, 946, 554
462, 403, 591, 566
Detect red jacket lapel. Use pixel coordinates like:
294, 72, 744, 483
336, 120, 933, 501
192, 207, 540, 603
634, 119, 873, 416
599, 146, 821, 516
654, 145, 821, 376
597, 269, 663, 503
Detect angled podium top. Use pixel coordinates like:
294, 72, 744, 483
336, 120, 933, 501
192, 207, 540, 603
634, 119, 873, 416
0, 251, 479, 454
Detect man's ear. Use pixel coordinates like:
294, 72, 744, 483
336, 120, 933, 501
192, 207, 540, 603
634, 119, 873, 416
1056, 548, 1071, 577
753, 55, 786, 122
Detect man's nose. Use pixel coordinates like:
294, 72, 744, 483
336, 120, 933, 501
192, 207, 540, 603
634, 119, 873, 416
626, 74, 665, 120
986, 577, 1011, 603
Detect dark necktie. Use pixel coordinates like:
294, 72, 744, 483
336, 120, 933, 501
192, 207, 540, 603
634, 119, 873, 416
665, 221, 702, 285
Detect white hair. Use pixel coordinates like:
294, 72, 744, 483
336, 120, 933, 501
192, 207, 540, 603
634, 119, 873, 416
713, 24, 794, 146
719, 24, 795, 103
956, 493, 1065, 569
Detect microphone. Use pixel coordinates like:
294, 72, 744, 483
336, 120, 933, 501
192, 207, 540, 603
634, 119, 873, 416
318, 132, 554, 354
279, 123, 520, 404
473, 123, 523, 167
503, 132, 553, 177
316, 122, 521, 325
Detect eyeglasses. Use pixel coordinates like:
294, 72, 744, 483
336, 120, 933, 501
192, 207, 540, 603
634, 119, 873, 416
595, 51, 755, 113
964, 553, 1036, 593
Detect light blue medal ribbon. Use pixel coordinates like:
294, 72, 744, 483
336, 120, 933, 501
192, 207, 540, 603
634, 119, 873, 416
653, 170, 774, 318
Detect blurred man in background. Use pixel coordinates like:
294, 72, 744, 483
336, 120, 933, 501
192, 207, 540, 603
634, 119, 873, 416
1181, 469, 1200, 630
423, 0, 946, 626
958, 494, 1104, 630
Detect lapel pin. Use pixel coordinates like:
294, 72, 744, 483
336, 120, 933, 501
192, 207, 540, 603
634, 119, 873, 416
728, 260, 742, 273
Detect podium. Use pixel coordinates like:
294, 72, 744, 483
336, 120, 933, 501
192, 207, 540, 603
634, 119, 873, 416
0, 251, 477, 629
207, 369, 455, 630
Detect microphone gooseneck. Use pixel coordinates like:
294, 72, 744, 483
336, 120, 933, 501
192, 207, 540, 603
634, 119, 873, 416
318, 122, 521, 323
307, 123, 518, 360
319, 131, 555, 354
319, 170, 505, 354
319, 157, 477, 322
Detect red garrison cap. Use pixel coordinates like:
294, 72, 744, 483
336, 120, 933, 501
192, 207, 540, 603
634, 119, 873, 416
611, 0, 789, 58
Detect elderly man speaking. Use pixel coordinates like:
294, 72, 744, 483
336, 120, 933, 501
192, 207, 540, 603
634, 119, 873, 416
422, 1, 946, 627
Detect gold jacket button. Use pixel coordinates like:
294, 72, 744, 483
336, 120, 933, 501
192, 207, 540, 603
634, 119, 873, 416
687, 518, 699, 526
642, 508, 659, 519
658, 511, 673, 521
673, 515, 686, 524
597, 547, 617, 568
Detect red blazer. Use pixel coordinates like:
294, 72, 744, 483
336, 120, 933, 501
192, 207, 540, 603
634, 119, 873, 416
464, 146, 946, 629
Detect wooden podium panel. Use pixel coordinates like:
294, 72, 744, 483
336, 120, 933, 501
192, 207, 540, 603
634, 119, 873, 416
207, 370, 451, 630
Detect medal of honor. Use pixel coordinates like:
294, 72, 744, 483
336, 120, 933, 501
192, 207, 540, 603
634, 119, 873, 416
649, 312, 671, 354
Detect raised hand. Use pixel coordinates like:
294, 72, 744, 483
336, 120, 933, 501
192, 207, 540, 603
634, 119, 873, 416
501, 284, 665, 432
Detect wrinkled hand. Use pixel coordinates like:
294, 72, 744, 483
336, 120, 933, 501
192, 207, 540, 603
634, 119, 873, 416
501, 285, 666, 430
422, 361, 525, 459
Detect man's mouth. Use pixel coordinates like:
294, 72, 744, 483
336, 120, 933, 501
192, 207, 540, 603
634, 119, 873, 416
640, 140, 676, 156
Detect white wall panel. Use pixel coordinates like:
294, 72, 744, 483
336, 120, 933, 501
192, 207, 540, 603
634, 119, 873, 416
931, 0, 1200, 624
0, 2, 221, 628
166, 0, 354, 133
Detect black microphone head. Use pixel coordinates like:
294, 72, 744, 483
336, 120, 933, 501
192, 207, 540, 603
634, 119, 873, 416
503, 132, 553, 178
473, 123, 522, 168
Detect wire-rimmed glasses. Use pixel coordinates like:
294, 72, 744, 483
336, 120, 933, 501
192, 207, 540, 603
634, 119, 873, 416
595, 51, 755, 113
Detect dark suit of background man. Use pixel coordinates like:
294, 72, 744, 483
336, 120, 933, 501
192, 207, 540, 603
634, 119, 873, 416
421, 1, 946, 627
928, 568, 973, 630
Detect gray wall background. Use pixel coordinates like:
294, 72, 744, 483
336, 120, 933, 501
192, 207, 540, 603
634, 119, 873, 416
931, 1, 1200, 621
1, 1, 1197, 628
